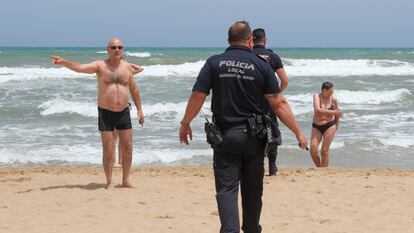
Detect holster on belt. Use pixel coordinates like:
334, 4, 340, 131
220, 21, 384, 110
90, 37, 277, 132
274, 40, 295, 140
204, 118, 224, 147
247, 114, 282, 156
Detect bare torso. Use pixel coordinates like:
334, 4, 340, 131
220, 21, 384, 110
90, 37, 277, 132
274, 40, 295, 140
313, 93, 337, 125
96, 60, 132, 111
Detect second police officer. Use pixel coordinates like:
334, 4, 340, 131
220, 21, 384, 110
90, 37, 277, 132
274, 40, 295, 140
179, 21, 308, 233
252, 28, 290, 176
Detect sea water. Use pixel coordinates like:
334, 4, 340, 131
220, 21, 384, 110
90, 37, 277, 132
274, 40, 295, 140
0, 47, 413, 168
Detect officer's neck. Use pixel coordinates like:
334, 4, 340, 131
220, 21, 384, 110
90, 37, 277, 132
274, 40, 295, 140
254, 42, 266, 47
229, 41, 252, 49
254, 38, 266, 47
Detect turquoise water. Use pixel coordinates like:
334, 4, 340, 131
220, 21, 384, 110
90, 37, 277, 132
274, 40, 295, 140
0, 47, 413, 168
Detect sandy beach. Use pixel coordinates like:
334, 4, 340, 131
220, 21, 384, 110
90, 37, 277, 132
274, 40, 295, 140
0, 166, 413, 233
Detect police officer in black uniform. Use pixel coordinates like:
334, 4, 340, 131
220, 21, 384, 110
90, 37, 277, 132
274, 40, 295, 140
252, 28, 290, 176
179, 21, 307, 233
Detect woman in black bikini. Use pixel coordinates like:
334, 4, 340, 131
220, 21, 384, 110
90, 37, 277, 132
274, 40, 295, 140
310, 82, 343, 167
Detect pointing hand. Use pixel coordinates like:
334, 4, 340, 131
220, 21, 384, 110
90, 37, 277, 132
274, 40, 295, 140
49, 55, 65, 65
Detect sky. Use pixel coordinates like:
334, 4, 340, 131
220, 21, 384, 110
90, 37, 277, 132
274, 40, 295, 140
1, 0, 413, 47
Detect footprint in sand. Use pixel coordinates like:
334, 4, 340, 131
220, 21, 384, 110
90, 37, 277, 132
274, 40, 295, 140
210, 211, 219, 216
319, 219, 333, 224
156, 214, 174, 219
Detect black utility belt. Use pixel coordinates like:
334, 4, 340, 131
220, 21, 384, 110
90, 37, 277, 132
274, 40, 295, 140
203, 114, 282, 152
247, 114, 282, 155
204, 119, 248, 148
220, 123, 248, 133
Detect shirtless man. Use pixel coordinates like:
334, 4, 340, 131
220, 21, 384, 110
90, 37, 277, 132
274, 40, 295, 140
49, 38, 144, 188
310, 81, 342, 167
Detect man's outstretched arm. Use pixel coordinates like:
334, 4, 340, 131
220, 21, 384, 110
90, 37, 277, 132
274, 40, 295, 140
49, 55, 99, 74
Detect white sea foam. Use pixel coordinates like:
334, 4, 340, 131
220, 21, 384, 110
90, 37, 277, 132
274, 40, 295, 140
0, 61, 204, 83
345, 112, 414, 128
0, 147, 212, 165
142, 61, 205, 77
285, 93, 314, 104
0, 145, 102, 165
355, 134, 414, 149
378, 137, 414, 148
282, 140, 345, 150
284, 100, 313, 116
133, 148, 212, 164
141, 102, 188, 116
283, 58, 414, 76
38, 99, 211, 118
335, 89, 410, 105
286, 89, 410, 106
96, 51, 107, 54
1, 58, 413, 83
35, 88, 410, 121
0, 67, 93, 83
39, 99, 97, 117
125, 52, 151, 58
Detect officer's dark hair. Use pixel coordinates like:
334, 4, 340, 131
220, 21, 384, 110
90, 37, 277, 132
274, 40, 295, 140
252, 28, 266, 43
321, 81, 334, 91
228, 21, 252, 43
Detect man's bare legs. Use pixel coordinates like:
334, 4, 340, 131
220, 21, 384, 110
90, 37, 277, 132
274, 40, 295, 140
320, 126, 337, 167
112, 130, 122, 167
117, 129, 134, 188
310, 128, 322, 167
118, 142, 123, 165
101, 131, 116, 188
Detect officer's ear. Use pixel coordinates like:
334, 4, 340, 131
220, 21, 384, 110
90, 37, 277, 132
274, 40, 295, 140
247, 36, 254, 49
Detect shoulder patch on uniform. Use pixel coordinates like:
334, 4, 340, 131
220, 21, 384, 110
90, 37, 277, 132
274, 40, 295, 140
256, 54, 269, 63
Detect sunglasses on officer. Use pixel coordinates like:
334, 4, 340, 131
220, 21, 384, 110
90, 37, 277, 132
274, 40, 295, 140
109, 46, 124, 50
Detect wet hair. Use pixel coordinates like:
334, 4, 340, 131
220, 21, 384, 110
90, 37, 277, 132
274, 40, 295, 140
321, 81, 334, 91
228, 21, 252, 42
252, 28, 266, 43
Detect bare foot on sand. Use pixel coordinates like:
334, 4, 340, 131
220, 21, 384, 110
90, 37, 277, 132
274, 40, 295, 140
119, 181, 135, 188
106, 182, 115, 189
113, 163, 122, 168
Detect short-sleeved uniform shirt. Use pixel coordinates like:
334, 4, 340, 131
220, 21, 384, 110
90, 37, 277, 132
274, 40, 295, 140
253, 45, 284, 119
253, 44, 283, 72
192, 45, 280, 129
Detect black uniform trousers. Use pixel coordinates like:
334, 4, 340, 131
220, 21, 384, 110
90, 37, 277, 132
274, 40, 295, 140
267, 147, 278, 169
267, 115, 279, 173
213, 126, 266, 233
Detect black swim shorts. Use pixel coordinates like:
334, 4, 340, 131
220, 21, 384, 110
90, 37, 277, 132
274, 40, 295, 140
98, 106, 132, 131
